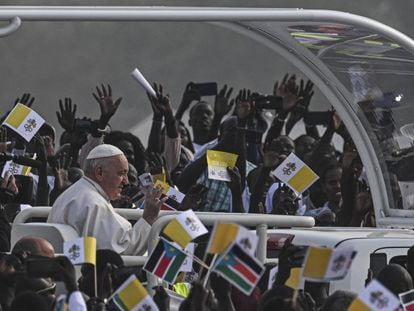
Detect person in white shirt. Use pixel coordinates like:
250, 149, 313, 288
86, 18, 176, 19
48, 144, 163, 256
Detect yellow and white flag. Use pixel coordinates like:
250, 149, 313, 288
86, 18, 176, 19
110, 275, 159, 311
302, 246, 355, 281
285, 267, 304, 290
1, 161, 32, 177
2, 104, 45, 142
206, 150, 238, 182
180, 243, 195, 272
348, 279, 400, 311
207, 223, 258, 256
155, 180, 185, 203
63, 237, 96, 266
163, 209, 208, 249
272, 153, 318, 194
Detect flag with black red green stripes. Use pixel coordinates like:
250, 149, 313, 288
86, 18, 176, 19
400, 289, 414, 311
213, 242, 265, 295
143, 238, 186, 284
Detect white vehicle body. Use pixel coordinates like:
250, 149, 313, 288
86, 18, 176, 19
271, 228, 414, 293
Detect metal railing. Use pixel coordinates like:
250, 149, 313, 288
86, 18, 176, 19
146, 212, 314, 292
12, 206, 315, 292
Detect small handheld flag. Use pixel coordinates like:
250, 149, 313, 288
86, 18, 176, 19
400, 289, 414, 311
285, 267, 304, 290
63, 237, 96, 265
213, 242, 265, 295
348, 279, 400, 311
155, 180, 185, 210
1, 160, 32, 177
138, 172, 154, 186
143, 238, 187, 284
2, 104, 45, 142
110, 275, 159, 311
302, 246, 355, 281
163, 209, 208, 248
207, 223, 258, 256
272, 153, 319, 194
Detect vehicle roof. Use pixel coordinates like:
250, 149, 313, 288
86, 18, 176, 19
270, 227, 414, 247
1, 6, 414, 227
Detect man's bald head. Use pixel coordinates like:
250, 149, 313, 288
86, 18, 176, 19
12, 236, 55, 258
377, 264, 413, 296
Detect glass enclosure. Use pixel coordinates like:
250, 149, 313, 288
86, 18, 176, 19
286, 23, 414, 212
1, 7, 414, 223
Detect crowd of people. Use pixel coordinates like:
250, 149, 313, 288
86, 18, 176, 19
0, 74, 383, 310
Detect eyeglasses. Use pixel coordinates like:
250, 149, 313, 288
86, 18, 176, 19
36, 282, 56, 295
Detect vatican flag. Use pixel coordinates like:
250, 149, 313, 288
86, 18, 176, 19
3, 104, 45, 142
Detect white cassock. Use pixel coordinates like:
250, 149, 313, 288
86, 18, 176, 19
48, 176, 150, 255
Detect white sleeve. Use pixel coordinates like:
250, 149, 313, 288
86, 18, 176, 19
82, 202, 151, 256
68, 291, 87, 311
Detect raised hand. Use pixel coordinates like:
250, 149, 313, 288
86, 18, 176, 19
298, 79, 314, 109
235, 88, 252, 121
288, 79, 314, 125
51, 151, 72, 191
214, 84, 234, 119
56, 97, 77, 132
175, 82, 201, 120
273, 74, 301, 112
147, 83, 173, 120
92, 84, 122, 128
14, 93, 35, 107
141, 184, 164, 225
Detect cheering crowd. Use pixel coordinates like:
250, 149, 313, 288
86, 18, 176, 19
0, 74, 387, 310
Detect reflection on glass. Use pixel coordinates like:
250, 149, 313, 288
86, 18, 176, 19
289, 23, 414, 210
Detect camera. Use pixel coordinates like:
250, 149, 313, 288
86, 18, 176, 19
252, 94, 283, 110
25, 256, 62, 281
192, 82, 218, 97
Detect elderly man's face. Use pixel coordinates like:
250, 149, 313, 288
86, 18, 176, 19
97, 155, 129, 200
